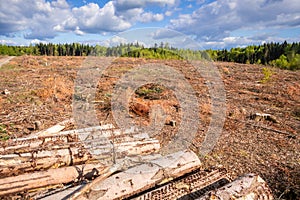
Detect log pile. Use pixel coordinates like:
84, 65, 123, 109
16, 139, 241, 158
0, 122, 274, 199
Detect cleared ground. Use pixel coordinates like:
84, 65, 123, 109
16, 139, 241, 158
0, 56, 299, 199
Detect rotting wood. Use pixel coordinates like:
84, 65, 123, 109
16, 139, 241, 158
72, 150, 201, 200
0, 128, 160, 177
196, 174, 274, 200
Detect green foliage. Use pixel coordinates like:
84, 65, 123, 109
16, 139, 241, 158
261, 67, 273, 83
289, 54, 300, 70
135, 84, 165, 100
0, 125, 9, 141
271, 54, 289, 69
0, 41, 299, 70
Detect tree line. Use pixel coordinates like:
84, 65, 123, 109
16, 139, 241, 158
0, 41, 299, 70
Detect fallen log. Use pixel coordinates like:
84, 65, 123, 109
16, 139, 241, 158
0, 154, 163, 198
72, 150, 201, 200
30, 118, 75, 137
0, 163, 107, 196
0, 127, 160, 177
196, 174, 274, 199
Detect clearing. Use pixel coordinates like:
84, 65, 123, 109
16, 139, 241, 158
0, 56, 299, 199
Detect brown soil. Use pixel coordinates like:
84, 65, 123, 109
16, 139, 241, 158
0, 56, 299, 199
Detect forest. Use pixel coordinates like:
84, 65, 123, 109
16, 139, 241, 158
0, 41, 299, 70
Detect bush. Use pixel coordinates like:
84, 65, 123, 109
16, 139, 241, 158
261, 67, 273, 83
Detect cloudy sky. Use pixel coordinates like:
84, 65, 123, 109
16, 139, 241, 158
0, 0, 299, 49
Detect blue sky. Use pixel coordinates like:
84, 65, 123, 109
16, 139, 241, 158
0, 0, 299, 49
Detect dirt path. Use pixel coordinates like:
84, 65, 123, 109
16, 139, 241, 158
0, 56, 15, 67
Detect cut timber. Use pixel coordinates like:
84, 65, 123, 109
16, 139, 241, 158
0, 163, 107, 196
196, 174, 274, 200
0, 127, 160, 177
132, 168, 230, 199
73, 150, 201, 200
31, 118, 75, 137
39, 154, 163, 200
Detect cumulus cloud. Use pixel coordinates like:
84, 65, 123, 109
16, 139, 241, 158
165, 11, 172, 16
138, 12, 164, 22
0, 0, 168, 40
170, 0, 300, 44
0, 39, 17, 45
114, 0, 176, 11
60, 2, 131, 33
0, 0, 71, 39
151, 29, 182, 39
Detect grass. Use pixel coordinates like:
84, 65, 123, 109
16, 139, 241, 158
0, 124, 9, 141
135, 84, 165, 100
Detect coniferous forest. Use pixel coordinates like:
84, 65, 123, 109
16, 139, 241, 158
0, 41, 299, 70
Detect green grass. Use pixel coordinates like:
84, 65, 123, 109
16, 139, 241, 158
0, 125, 9, 141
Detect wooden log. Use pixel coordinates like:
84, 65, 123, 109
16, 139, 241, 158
0, 163, 107, 196
196, 174, 274, 200
0, 128, 160, 177
0, 154, 163, 198
30, 118, 75, 137
72, 150, 201, 200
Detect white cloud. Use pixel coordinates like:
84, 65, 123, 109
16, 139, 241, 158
114, 0, 176, 10
0, 0, 168, 40
0, 39, 17, 45
139, 12, 164, 22
165, 11, 172, 16
0, 0, 71, 39
60, 2, 131, 33
30, 39, 48, 44
74, 26, 85, 35
100, 36, 128, 47
151, 29, 182, 39
170, 0, 300, 45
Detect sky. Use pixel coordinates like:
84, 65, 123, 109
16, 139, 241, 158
0, 0, 299, 49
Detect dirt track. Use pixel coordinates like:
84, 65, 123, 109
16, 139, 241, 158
0, 56, 15, 67
0, 56, 299, 199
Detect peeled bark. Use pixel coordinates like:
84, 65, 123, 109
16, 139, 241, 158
197, 174, 274, 200
0, 163, 107, 196
0, 127, 159, 177
73, 150, 201, 200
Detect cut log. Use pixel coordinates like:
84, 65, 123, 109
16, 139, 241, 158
132, 168, 230, 199
196, 174, 274, 200
0, 163, 107, 196
0, 154, 163, 198
73, 150, 201, 200
30, 118, 75, 137
0, 128, 160, 177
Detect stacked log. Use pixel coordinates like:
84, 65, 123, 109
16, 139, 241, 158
0, 123, 274, 199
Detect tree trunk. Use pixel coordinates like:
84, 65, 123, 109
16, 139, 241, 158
0, 127, 160, 177
73, 150, 201, 200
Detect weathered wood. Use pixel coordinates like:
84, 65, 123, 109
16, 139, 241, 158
0, 128, 160, 177
196, 174, 274, 200
132, 168, 230, 199
31, 118, 75, 137
73, 150, 201, 200
0, 163, 107, 196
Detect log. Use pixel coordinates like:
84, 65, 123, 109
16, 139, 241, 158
0, 154, 163, 198
30, 118, 75, 137
0, 128, 160, 177
196, 174, 274, 199
72, 150, 201, 200
132, 168, 230, 199
0, 163, 107, 196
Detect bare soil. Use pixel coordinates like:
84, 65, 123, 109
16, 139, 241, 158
0, 56, 299, 199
